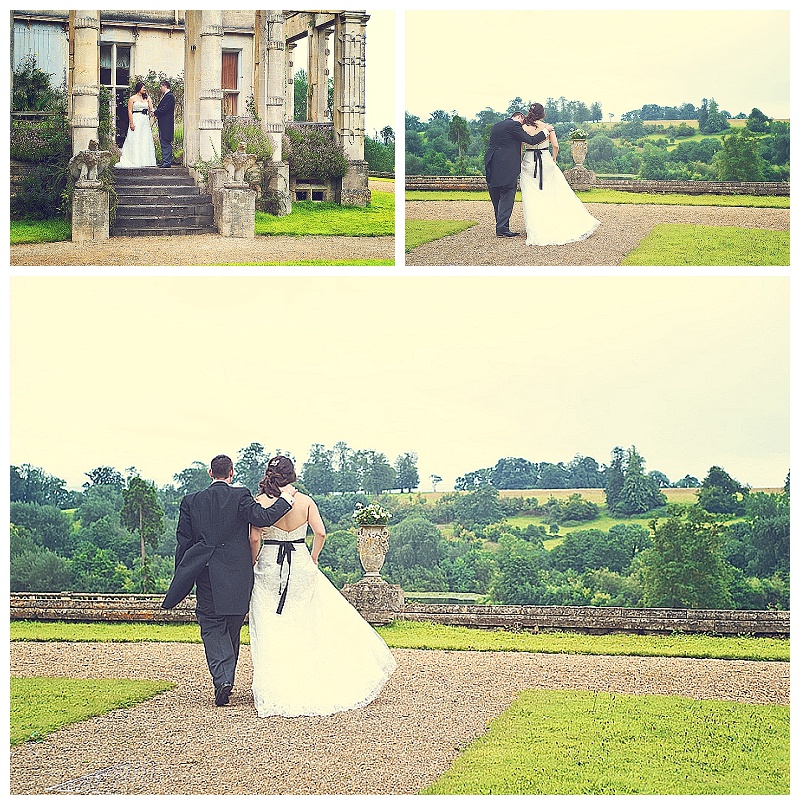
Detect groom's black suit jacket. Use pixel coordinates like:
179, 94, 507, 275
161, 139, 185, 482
153, 91, 175, 141
484, 118, 547, 188
162, 481, 291, 616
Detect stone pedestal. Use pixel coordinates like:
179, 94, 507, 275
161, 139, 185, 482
209, 168, 255, 238
71, 184, 109, 242
263, 161, 292, 216
341, 577, 404, 625
564, 166, 596, 191
340, 159, 371, 206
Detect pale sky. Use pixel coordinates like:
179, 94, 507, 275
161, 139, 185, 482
405, 9, 790, 123
9, 276, 789, 492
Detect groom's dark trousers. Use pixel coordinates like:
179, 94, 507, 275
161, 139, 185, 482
484, 117, 547, 234
153, 90, 175, 167
162, 481, 291, 693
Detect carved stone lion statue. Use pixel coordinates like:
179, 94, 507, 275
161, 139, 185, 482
223, 142, 258, 185
69, 139, 113, 184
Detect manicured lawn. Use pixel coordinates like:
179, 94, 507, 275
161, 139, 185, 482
405, 189, 789, 208
10, 620, 789, 662
255, 190, 394, 236
10, 676, 174, 746
405, 219, 478, 251
422, 690, 789, 795
622, 224, 789, 266
10, 218, 71, 244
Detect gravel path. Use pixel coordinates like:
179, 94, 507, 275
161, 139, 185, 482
10, 642, 789, 795
405, 200, 790, 266
10, 180, 396, 268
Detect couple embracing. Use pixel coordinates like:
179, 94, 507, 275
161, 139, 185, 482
162, 454, 396, 717
485, 103, 600, 246
116, 79, 175, 169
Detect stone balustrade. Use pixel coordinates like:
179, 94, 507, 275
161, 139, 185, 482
406, 175, 790, 196
9, 592, 789, 637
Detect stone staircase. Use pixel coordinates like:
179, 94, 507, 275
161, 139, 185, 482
112, 167, 216, 236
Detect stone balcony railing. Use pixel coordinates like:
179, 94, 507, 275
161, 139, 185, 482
405, 175, 791, 196
9, 592, 789, 637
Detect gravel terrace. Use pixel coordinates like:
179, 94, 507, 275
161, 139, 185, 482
10, 180, 396, 268
10, 642, 789, 795
405, 200, 790, 266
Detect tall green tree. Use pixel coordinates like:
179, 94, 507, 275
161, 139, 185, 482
293, 68, 308, 120
616, 446, 666, 515
173, 460, 210, 496
302, 443, 337, 495
604, 446, 626, 512
394, 452, 420, 493
640, 506, 732, 608
746, 107, 770, 133
10, 464, 75, 508
715, 129, 767, 181
490, 533, 549, 604
120, 476, 164, 593
448, 114, 471, 166
697, 465, 747, 515
356, 449, 396, 494
84, 466, 125, 491
234, 442, 273, 494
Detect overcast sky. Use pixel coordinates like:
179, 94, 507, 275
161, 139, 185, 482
405, 8, 790, 123
10, 276, 789, 493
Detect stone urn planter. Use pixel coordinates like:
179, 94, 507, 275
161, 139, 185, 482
570, 138, 588, 168
356, 524, 390, 577
352, 502, 392, 578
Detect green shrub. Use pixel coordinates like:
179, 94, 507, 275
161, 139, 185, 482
285, 123, 348, 180
12, 54, 61, 112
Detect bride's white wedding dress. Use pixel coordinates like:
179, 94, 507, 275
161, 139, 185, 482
520, 144, 600, 246
249, 522, 397, 718
115, 99, 157, 169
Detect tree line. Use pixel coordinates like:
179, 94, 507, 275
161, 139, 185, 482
10, 445, 789, 612
406, 95, 789, 182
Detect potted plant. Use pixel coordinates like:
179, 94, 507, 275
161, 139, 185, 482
352, 502, 392, 577
569, 128, 589, 168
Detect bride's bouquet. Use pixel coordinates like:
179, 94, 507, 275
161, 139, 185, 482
353, 502, 392, 526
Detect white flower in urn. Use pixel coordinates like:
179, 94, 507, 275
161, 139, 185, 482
353, 502, 391, 526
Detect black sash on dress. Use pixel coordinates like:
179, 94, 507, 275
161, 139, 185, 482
134, 109, 149, 115
261, 538, 306, 614
528, 148, 544, 190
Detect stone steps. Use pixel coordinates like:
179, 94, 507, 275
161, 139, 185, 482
112, 166, 217, 236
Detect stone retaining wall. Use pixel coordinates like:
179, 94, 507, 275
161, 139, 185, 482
9, 593, 789, 637
10, 160, 35, 201
405, 174, 790, 196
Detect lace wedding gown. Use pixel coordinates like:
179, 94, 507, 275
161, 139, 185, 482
520, 144, 600, 246
249, 523, 397, 718
115, 99, 157, 168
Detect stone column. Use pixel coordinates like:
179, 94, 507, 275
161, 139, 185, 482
254, 10, 290, 216
198, 11, 224, 164
68, 11, 100, 154
285, 41, 296, 123
308, 25, 332, 122
333, 11, 370, 206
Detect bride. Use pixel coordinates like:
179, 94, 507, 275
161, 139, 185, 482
519, 103, 600, 246
115, 81, 157, 169
248, 455, 397, 718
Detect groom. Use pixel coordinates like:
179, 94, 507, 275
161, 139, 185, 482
484, 110, 551, 237
162, 454, 296, 706
153, 80, 175, 168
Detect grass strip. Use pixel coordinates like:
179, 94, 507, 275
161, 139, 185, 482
622, 224, 789, 266
405, 189, 789, 207
10, 218, 72, 245
405, 219, 478, 251
422, 690, 789, 795
255, 190, 394, 236
10, 676, 175, 746
10, 620, 788, 662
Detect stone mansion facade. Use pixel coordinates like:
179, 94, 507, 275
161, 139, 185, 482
11, 9, 371, 206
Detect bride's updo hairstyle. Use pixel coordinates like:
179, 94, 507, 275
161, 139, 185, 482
523, 103, 545, 126
259, 455, 297, 497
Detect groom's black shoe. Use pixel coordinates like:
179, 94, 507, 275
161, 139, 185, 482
215, 682, 233, 706
497, 230, 520, 237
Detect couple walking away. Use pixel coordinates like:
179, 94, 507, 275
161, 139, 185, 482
162, 454, 397, 717
115, 79, 175, 169
485, 103, 599, 246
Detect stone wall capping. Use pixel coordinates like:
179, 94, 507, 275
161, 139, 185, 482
9, 593, 789, 637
